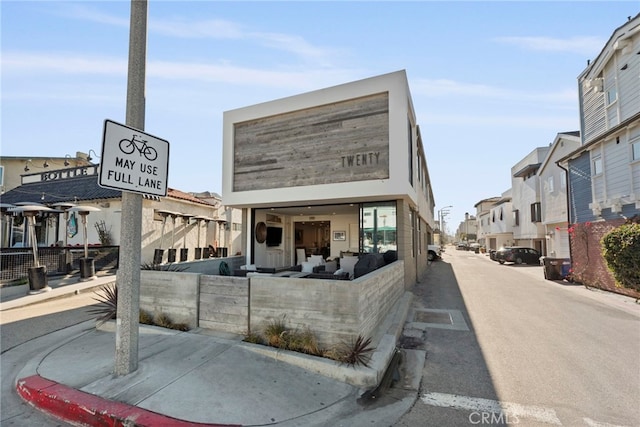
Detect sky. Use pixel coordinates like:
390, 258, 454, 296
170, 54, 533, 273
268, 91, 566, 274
2, 1, 638, 230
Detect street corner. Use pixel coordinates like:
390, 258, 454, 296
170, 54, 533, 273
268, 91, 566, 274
16, 374, 241, 427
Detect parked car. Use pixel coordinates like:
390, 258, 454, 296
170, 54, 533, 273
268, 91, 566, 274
427, 244, 442, 261
495, 246, 541, 265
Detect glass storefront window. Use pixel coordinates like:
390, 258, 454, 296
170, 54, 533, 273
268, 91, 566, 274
360, 201, 397, 254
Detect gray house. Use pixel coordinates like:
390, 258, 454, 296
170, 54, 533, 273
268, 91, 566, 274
558, 14, 640, 297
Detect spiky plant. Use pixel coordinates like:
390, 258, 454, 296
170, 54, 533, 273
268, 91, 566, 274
289, 327, 321, 355
153, 312, 174, 328
264, 315, 288, 348
139, 309, 154, 325
336, 335, 375, 368
244, 332, 264, 344
88, 284, 117, 326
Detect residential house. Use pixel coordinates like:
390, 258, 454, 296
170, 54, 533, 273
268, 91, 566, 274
474, 197, 501, 250
485, 190, 515, 250
456, 213, 477, 244
222, 70, 437, 287
558, 14, 640, 297
510, 146, 550, 254
538, 132, 580, 258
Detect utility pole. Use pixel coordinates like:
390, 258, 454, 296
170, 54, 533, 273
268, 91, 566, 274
115, 0, 147, 376
438, 205, 452, 244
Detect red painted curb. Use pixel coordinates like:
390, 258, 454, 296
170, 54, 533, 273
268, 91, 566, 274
17, 375, 241, 427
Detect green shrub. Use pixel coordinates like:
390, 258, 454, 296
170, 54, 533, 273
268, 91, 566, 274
601, 222, 640, 292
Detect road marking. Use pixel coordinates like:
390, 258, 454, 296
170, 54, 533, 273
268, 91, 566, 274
421, 392, 562, 425
583, 418, 632, 427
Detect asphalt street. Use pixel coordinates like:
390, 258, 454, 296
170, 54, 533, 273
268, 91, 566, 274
395, 246, 640, 427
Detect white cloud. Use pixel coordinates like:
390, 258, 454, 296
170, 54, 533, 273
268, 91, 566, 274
2, 51, 358, 95
59, 4, 340, 66
2, 52, 127, 75
411, 78, 577, 104
493, 36, 604, 56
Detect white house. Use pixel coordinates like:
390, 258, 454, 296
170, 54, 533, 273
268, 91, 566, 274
538, 131, 580, 258
222, 70, 438, 286
510, 146, 551, 254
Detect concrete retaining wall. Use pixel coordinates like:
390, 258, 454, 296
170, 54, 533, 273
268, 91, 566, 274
140, 270, 200, 329
199, 274, 249, 334
139, 260, 405, 348
249, 261, 405, 348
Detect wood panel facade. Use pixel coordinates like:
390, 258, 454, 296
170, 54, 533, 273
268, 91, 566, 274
233, 93, 389, 191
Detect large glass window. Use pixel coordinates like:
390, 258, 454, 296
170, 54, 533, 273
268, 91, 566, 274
360, 201, 397, 254
632, 139, 640, 161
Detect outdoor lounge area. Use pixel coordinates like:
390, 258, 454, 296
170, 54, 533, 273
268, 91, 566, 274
138, 254, 405, 349
230, 250, 396, 281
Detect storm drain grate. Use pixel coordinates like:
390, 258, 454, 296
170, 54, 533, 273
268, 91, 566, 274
414, 311, 452, 325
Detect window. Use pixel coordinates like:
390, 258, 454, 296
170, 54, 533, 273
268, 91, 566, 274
530, 202, 542, 223
592, 155, 602, 175
632, 140, 640, 161
361, 202, 397, 254
547, 176, 554, 193
513, 210, 520, 226
606, 86, 617, 105
232, 223, 242, 231
560, 170, 566, 189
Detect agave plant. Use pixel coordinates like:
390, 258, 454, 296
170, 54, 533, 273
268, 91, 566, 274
87, 283, 117, 326
338, 335, 375, 368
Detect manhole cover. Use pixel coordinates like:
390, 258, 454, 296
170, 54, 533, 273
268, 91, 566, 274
415, 311, 452, 324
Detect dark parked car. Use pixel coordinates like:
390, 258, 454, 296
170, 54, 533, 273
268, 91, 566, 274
495, 246, 541, 265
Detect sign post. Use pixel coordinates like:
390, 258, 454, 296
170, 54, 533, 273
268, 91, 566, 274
108, 0, 152, 377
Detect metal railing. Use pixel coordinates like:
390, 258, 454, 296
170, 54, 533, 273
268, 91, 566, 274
0, 246, 119, 282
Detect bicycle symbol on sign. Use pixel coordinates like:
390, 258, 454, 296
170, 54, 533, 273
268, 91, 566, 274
119, 134, 158, 161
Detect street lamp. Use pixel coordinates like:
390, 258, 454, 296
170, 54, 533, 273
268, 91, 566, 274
465, 212, 469, 245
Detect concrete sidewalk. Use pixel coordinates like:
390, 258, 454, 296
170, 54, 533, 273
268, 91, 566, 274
4, 273, 420, 426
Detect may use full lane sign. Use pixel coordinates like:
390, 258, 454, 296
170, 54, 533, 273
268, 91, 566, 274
99, 119, 169, 197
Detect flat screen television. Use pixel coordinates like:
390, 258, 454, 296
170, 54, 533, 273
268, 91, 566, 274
266, 227, 283, 247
